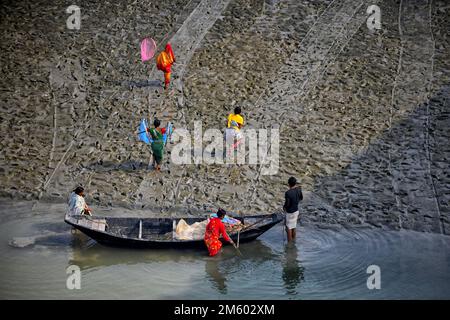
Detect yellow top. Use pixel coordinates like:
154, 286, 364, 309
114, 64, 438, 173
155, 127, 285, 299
227, 113, 244, 131
156, 51, 174, 71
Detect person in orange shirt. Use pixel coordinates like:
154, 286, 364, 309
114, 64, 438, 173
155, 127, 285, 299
204, 209, 235, 256
156, 43, 176, 90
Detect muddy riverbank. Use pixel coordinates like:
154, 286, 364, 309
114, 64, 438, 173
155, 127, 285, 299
1, 0, 449, 234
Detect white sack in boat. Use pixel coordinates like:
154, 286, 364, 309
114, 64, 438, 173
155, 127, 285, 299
175, 219, 208, 240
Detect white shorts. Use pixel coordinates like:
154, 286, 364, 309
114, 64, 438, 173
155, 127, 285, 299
225, 128, 242, 144
285, 211, 299, 229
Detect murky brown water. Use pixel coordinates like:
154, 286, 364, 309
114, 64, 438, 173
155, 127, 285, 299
1, 201, 449, 299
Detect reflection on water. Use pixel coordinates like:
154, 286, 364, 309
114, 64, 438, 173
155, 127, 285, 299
205, 258, 227, 294
1, 201, 450, 299
68, 234, 278, 296
68, 236, 205, 271
203, 240, 278, 295
282, 243, 304, 295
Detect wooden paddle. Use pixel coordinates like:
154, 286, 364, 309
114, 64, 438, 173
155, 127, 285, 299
237, 230, 240, 248
229, 213, 279, 256
232, 242, 242, 256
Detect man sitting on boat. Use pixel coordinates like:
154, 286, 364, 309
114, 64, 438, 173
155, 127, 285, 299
204, 208, 235, 256
67, 186, 92, 216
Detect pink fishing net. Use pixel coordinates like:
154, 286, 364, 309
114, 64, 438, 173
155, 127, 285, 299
140, 37, 156, 62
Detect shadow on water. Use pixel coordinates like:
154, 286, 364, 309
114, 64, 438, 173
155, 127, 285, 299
205, 258, 228, 294
68, 234, 280, 295
33, 221, 71, 234
68, 241, 206, 271
203, 240, 279, 295
3, 211, 450, 298
282, 242, 305, 295
9, 221, 75, 248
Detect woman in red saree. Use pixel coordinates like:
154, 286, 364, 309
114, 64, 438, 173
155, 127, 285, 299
156, 43, 176, 90
204, 209, 235, 256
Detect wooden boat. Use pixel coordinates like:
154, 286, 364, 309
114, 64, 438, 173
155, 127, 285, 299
64, 213, 283, 249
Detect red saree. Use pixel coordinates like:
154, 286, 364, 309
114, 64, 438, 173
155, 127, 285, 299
156, 44, 175, 72
204, 217, 231, 256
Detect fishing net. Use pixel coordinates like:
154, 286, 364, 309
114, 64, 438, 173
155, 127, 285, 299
140, 37, 156, 62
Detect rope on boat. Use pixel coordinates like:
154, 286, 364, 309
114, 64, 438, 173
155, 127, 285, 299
239, 212, 284, 233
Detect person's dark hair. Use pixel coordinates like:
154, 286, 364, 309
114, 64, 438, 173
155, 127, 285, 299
288, 176, 297, 187
73, 186, 84, 195
217, 208, 227, 218
154, 119, 161, 128
234, 106, 241, 115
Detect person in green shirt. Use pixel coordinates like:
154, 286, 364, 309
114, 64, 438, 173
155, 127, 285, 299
147, 119, 166, 171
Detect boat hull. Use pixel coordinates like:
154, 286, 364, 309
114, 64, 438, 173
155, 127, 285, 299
65, 213, 283, 249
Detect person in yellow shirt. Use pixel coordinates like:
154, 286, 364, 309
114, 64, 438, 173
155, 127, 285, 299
225, 107, 244, 150
226, 107, 244, 131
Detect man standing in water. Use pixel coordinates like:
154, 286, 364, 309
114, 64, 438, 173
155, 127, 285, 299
283, 177, 303, 242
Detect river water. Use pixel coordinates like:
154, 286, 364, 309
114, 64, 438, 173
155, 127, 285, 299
0, 201, 449, 299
